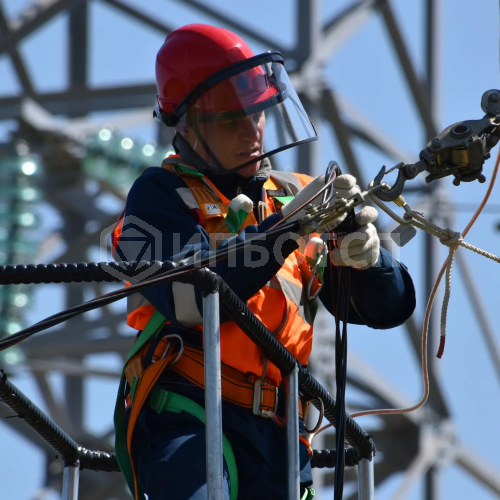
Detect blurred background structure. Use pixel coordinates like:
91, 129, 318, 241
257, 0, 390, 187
1, 0, 500, 499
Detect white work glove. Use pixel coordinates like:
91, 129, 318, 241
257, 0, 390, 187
303, 174, 379, 269
316, 174, 359, 233
281, 174, 362, 233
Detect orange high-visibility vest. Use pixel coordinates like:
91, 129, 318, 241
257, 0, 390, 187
114, 156, 321, 386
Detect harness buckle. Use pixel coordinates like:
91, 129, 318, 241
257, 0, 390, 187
253, 378, 278, 418
152, 334, 185, 366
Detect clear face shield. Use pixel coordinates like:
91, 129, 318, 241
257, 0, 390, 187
173, 53, 317, 175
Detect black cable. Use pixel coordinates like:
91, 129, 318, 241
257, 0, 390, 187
0, 219, 300, 351
0, 370, 80, 466
334, 268, 350, 500
311, 447, 360, 469
208, 270, 374, 459
332, 205, 355, 500
0, 178, 377, 458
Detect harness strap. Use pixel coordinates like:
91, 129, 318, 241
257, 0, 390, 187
301, 486, 316, 500
149, 387, 239, 500
169, 345, 282, 417
114, 310, 167, 500
127, 354, 176, 499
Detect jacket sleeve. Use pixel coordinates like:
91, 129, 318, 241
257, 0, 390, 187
116, 168, 298, 328
318, 246, 416, 329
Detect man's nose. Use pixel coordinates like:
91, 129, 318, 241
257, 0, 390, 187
238, 115, 260, 140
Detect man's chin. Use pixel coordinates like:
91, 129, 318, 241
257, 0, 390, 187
237, 161, 261, 178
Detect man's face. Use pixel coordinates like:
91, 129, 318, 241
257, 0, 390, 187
190, 111, 266, 178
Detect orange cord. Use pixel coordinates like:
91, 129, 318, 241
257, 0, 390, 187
310, 143, 500, 442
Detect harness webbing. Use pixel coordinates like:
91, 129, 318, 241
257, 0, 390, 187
114, 310, 167, 499
150, 387, 239, 500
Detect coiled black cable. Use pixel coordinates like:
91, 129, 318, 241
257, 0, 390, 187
0, 370, 80, 466
0, 262, 376, 459
0, 370, 120, 471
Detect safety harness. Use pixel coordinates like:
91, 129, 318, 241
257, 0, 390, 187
114, 160, 324, 499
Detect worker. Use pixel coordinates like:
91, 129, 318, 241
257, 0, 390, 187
113, 24, 416, 500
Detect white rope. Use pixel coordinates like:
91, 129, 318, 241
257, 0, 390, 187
405, 210, 500, 350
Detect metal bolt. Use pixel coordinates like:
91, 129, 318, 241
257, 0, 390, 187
489, 92, 499, 103
478, 174, 486, 183
453, 178, 460, 186
431, 138, 440, 149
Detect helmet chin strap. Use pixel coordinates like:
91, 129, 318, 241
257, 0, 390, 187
172, 131, 233, 176
172, 132, 208, 173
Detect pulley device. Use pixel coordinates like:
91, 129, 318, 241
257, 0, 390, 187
373, 89, 500, 201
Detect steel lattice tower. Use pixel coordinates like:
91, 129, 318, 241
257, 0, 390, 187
0, 1, 500, 499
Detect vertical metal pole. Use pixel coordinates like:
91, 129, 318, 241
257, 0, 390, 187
61, 463, 80, 500
285, 364, 300, 500
68, 0, 88, 117
296, 0, 320, 177
425, 0, 440, 128
358, 456, 375, 500
64, 0, 89, 442
203, 292, 224, 500
425, 2, 441, 499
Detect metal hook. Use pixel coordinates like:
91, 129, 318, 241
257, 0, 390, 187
368, 181, 413, 225
372, 164, 406, 201
373, 161, 427, 202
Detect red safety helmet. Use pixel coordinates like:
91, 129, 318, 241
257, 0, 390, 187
155, 24, 278, 120
154, 24, 317, 175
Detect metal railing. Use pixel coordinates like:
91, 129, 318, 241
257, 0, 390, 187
0, 260, 376, 499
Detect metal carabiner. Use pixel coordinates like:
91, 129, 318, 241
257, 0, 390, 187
157, 334, 185, 366
368, 180, 414, 226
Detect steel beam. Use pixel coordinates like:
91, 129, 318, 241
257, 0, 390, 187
68, 1, 88, 95
24, 334, 132, 358
0, 0, 85, 57
455, 250, 500, 388
295, 0, 320, 66
320, 87, 363, 181
301, 0, 376, 72
377, 0, 437, 140
101, 0, 174, 35
0, 84, 157, 119
0, 4, 34, 94
22, 312, 128, 354
32, 372, 75, 434
425, 0, 440, 120
423, 3, 442, 496
179, 0, 290, 59
338, 96, 414, 164
454, 444, 500, 497
25, 359, 121, 379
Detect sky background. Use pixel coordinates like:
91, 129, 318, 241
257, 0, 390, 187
1, 0, 500, 499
